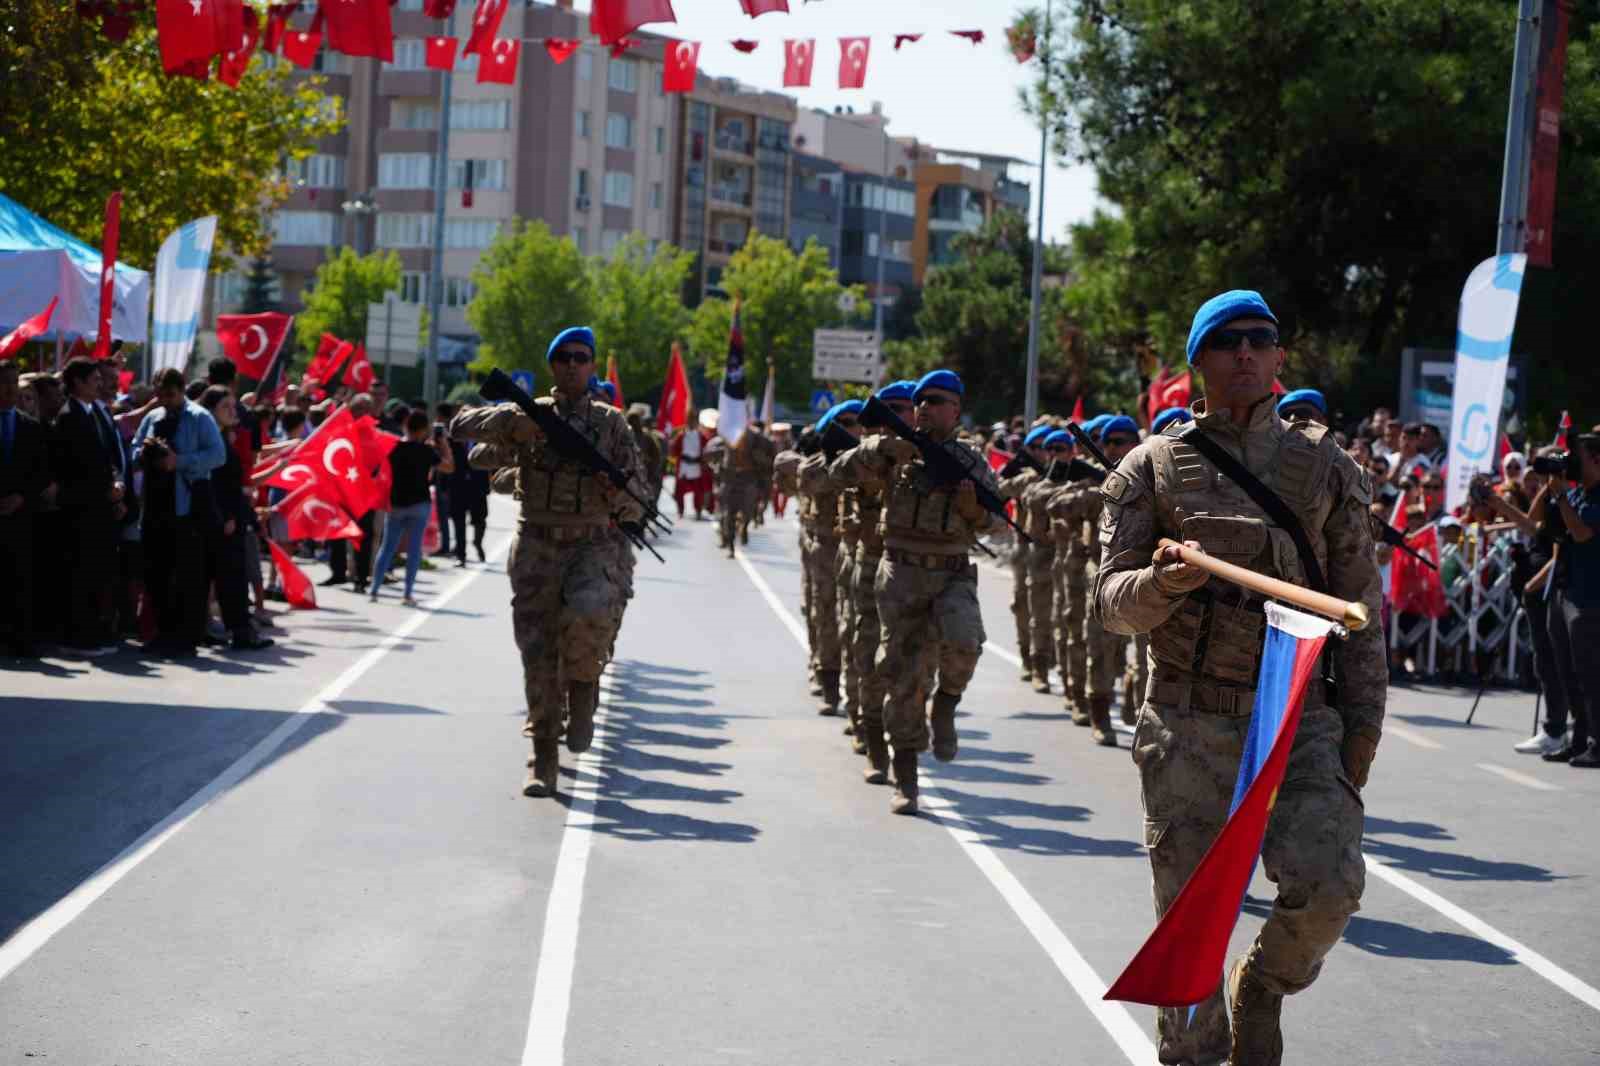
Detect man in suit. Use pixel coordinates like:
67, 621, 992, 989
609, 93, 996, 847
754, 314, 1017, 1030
0, 361, 52, 656
54, 357, 123, 655
97, 361, 142, 638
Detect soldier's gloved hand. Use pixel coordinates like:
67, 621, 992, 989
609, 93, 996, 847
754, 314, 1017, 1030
511, 416, 542, 446
1151, 539, 1210, 595
878, 436, 919, 463
954, 479, 987, 523
1342, 729, 1380, 790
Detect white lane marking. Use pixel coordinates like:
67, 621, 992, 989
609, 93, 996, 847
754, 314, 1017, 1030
738, 551, 1158, 1065
983, 641, 1022, 667
0, 534, 516, 984
1364, 855, 1600, 1011
520, 683, 616, 1066
1476, 762, 1562, 792
1384, 722, 1444, 750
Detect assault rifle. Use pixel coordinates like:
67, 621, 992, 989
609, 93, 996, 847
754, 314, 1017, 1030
1051, 457, 1107, 485
999, 449, 1044, 479
859, 395, 1032, 544
1374, 522, 1440, 571
480, 368, 670, 558
1065, 421, 1115, 473
820, 420, 861, 463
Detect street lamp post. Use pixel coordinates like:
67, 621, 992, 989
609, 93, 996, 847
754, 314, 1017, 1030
1023, 0, 1053, 428
424, 7, 457, 406
340, 192, 378, 255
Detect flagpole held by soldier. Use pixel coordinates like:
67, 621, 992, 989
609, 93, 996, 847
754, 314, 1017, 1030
1093, 290, 1384, 1066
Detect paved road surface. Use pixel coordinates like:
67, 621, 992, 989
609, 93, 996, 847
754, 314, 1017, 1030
4, 496, 1598, 1065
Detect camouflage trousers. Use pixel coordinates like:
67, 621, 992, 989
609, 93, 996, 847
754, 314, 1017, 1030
720, 476, 758, 548
1133, 697, 1364, 1063
873, 556, 985, 752
836, 540, 858, 717
1125, 633, 1150, 711
1010, 550, 1031, 666
808, 535, 843, 671
799, 525, 815, 673
1057, 557, 1089, 706
508, 529, 624, 739
1027, 543, 1057, 674
850, 547, 887, 737
608, 529, 636, 658
1087, 617, 1128, 700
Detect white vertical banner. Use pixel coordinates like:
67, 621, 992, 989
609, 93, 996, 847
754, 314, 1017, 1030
759, 364, 776, 425
149, 216, 218, 378
1444, 254, 1527, 513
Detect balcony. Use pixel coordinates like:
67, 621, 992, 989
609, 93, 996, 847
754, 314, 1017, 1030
380, 69, 442, 98
714, 130, 753, 156
709, 185, 753, 210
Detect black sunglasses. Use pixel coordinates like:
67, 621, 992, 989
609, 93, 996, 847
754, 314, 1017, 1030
835, 417, 859, 428
1048, 444, 1072, 453
1103, 435, 1136, 447
550, 348, 594, 365
918, 394, 955, 408
1205, 327, 1279, 353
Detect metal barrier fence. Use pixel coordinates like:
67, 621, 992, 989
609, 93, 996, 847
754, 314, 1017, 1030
1388, 529, 1534, 680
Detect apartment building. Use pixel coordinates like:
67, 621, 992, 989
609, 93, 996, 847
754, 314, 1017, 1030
789, 153, 844, 266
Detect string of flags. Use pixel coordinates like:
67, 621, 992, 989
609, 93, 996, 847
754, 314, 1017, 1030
90, 2, 1011, 94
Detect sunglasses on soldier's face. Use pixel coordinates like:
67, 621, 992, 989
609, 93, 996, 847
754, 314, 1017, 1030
918, 394, 955, 408
835, 417, 859, 429
1204, 327, 1279, 353
1048, 444, 1072, 453
1103, 435, 1136, 448
550, 348, 594, 366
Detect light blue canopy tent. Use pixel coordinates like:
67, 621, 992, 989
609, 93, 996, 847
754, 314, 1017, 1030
0, 191, 149, 342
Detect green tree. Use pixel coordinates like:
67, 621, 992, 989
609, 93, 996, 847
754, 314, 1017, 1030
589, 234, 695, 397
0, 3, 342, 268
685, 235, 859, 409
294, 248, 402, 360
467, 220, 593, 392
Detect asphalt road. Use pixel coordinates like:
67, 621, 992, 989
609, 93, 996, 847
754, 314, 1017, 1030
3, 494, 1598, 1065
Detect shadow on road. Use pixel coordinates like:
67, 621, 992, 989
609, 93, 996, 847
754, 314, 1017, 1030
1239, 895, 1514, 964
1363, 818, 1559, 883
928, 785, 1144, 859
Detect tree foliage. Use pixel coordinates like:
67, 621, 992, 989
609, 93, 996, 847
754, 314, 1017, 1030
0, 2, 341, 269
468, 220, 594, 393
589, 234, 695, 396
294, 248, 402, 359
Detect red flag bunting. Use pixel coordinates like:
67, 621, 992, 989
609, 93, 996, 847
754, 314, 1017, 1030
157, 0, 221, 74
739, 0, 787, 15
323, 0, 393, 61
476, 38, 520, 84
590, 0, 676, 46
543, 37, 581, 64
0, 297, 58, 361
838, 36, 870, 89
462, 0, 509, 57
281, 19, 321, 67
218, 5, 260, 87
893, 33, 921, 50
93, 191, 121, 359
425, 35, 459, 70
267, 540, 317, 609
423, 0, 457, 17
657, 342, 690, 436
264, 2, 300, 53
609, 37, 642, 58
217, 312, 293, 379
663, 40, 700, 93
731, 39, 758, 53
782, 38, 815, 87
951, 29, 985, 44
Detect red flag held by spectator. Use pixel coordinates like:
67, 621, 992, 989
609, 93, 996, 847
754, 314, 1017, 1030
217, 312, 293, 379
463, 0, 509, 57
354, 416, 402, 510
93, 191, 120, 359
157, 0, 221, 74
782, 39, 815, 87
663, 40, 700, 93
739, 0, 787, 15
544, 37, 580, 64
268, 540, 318, 609
893, 33, 921, 50
323, 0, 393, 61
1391, 524, 1448, 619
425, 35, 459, 70
0, 297, 58, 361
217, 5, 260, 86
277, 483, 363, 544
476, 38, 520, 84
304, 333, 354, 385
657, 342, 690, 436
344, 343, 378, 392
590, 0, 675, 45
838, 37, 870, 89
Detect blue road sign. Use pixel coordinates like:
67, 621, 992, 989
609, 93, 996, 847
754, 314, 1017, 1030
810, 389, 835, 416
510, 369, 537, 395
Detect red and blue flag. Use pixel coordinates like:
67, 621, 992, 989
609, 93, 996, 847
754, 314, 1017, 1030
1105, 602, 1336, 1007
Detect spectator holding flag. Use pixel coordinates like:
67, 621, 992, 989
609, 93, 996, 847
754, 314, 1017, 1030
369, 410, 454, 607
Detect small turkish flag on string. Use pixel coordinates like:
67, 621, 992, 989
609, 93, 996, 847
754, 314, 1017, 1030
838, 36, 870, 89
462, 0, 508, 57
783, 38, 815, 87
544, 37, 581, 64
217, 312, 293, 379
323, 0, 393, 61
282, 17, 321, 68
739, 0, 787, 16
0, 297, 58, 362
663, 40, 700, 93
425, 35, 458, 70
214, 0, 244, 53
267, 540, 317, 609
590, 0, 676, 46
423, 0, 457, 17
93, 191, 120, 359
263, 2, 300, 53
218, 5, 261, 87
610, 37, 642, 58
893, 33, 921, 50
951, 29, 985, 44
157, 0, 220, 74
476, 38, 520, 84
731, 39, 758, 53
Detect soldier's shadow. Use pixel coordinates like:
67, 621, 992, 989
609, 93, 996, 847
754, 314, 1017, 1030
926, 785, 1143, 859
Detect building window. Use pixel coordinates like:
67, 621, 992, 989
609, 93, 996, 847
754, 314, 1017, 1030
450, 100, 510, 130
450, 158, 506, 190
444, 219, 498, 249
578, 50, 593, 81
576, 169, 591, 198
602, 171, 633, 208
273, 211, 336, 246
576, 109, 590, 138
650, 182, 663, 210
388, 39, 426, 70
376, 213, 432, 248
655, 125, 666, 154
399, 271, 426, 304
607, 58, 637, 93
378, 152, 433, 189
601, 229, 626, 256
605, 113, 634, 150
291, 153, 345, 189
573, 228, 588, 254
396, 102, 438, 130
444, 277, 479, 307
755, 117, 788, 238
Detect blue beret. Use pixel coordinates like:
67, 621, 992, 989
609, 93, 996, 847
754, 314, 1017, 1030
547, 325, 597, 364
816, 398, 864, 431
913, 369, 964, 402
1078, 414, 1109, 439
1185, 290, 1277, 365
1151, 407, 1193, 434
876, 379, 917, 403
586, 374, 604, 394
1276, 388, 1326, 417
1098, 415, 1139, 442
1023, 424, 1054, 447
1043, 429, 1073, 449
599, 381, 618, 403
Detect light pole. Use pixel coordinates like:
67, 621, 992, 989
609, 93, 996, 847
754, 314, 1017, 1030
1496, 0, 1541, 255
340, 192, 378, 254
1023, 0, 1052, 427
423, 6, 457, 406
873, 121, 890, 343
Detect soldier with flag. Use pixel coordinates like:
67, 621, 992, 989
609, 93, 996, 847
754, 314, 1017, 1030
1094, 290, 1385, 1066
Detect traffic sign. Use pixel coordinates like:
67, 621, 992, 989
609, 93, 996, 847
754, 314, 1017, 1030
812, 328, 881, 384
366, 294, 424, 368
810, 389, 835, 416
509, 369, 537, 396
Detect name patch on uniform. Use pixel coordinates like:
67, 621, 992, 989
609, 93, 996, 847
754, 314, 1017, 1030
1101, 471, 1133, 503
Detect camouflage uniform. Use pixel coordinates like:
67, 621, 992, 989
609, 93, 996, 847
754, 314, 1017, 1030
833, 452, 890, 764
714, 434, 761, 554
1048, 474, 1098, 721
798, 451, 846, 711
1019, 473, 1064, 690
1081, 487, 1131, 723
998, 467, 1041, 678
451, 390, 645, 794
630, 419, 666, 511
774, 448, 814, 680
744, 430, 777, 533
1093, 398, 1384, 1064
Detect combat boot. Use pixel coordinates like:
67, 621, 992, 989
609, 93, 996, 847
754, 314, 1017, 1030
1069, 686, 1091, 727
1019, 651, 1033, 684
862, 726, 890, 784
1090, 696, 1117, 747
817, 670, 842, 716
929, 690, 960, 762
1032, 667, 1051, 694
566, 681, 597, 754
523, 738, 560, 798
809, 670, 825, 698
1226, 946, 1283, 1066
890, 748, 919, 815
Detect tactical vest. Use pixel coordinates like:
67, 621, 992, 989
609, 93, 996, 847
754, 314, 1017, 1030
880, 440, 987, 551
842, 484, 885, 554
517, 401, 615, 526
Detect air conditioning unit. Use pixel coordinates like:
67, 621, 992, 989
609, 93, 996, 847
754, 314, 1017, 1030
576, 195, 591, 210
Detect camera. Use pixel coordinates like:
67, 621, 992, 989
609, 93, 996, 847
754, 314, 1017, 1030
1532, 451, 1581, 480
1468, 476, 1494, 505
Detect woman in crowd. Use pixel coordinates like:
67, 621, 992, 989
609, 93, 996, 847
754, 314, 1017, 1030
369, 410, 454, 607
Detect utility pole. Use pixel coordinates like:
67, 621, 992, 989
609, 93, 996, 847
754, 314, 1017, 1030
1496, 0, 1541, 255
424, 6, 456, 404
873, 122, 889, 341
1023, 0, 1052, 427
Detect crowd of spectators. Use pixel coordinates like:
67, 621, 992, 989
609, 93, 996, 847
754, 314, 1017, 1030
0, 355, 491, 664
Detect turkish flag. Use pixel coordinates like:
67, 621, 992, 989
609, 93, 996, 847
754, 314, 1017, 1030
950, 30, 985, 45
423, 0, 457, 16
1071, 395, 1086, 423
609, 37, 641, 58
739, 0, 787, 15
218, 312, 292, 379
544, 37, 580, 64
213, 0, 244, 54
590, 0, 675, 46
838, 36, 870, 90
657, 342, 690, 435
354, 416, 402, 509
304, 332, 355, 384
1391, 524, 1447, 619
324, 0, 393, 61
782, 38, 815, 88
263, 3, 300, 53
476, 38, 520, 85
92, 191, 120, 359
157, 0, 221, 74
217, 5, 261, 87
662, 40, 699, 93
282, 20, 322, 68
462, 0, 509, 57
893, 33, 921, 50
267, 540, 317, 609
606, 354, 626, 413
0, 296, 58, 361
277, 482, 363, 544
425, 35, 458, 70
271, 407, 382, 518
731, 39, 758, 53
343, 343, 378, 392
